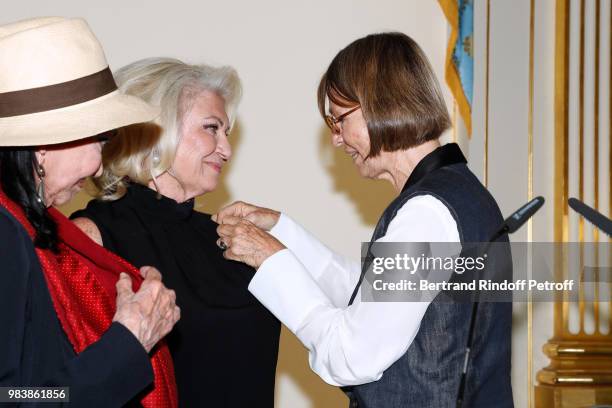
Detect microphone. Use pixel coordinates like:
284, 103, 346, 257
568, 198, 612, 237
489, 196, 545, 241
456, 196, 545, 408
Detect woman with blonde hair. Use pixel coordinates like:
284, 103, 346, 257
72, 58, 280, 407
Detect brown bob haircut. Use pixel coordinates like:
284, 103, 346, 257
317, 32, 451, 158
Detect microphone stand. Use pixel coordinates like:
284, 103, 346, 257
456, 197, 544, 407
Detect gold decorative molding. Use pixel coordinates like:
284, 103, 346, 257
535, 0, 612, 406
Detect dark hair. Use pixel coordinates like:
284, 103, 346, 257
0, 148, 58, 252
317, 32, 451, 158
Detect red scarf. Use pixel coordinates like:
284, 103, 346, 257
0, 192, 178, 407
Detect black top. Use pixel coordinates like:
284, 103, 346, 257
0, 205, 153, 407
72, 184, 280, 408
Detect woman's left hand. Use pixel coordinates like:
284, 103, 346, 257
216, 216, 286, 269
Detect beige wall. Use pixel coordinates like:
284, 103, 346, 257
2, 1, 581, 406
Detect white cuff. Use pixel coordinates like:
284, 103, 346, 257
269, 214, 335, 278
248, 249, 332, 334
269, 213, 293, 239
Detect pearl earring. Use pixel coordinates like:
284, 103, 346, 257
152, 150, 161, 165
150, 149, 162, 199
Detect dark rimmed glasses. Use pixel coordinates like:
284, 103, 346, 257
95, 129, 118, 146
324, 105, 360, 134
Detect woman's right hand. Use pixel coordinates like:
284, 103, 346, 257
212, 201, 280, 231
112, 266, 180, 353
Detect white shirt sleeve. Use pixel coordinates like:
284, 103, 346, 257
268, 213, 361, 307
248, 195, 460, 386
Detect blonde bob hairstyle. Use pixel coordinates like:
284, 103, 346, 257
93, 57, 242, 200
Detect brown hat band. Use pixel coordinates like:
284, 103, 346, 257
0, 67, 117, 118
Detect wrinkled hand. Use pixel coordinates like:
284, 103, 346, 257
212, 201, 280, 231
112, 266, 180, 353
216, 216, 285, 269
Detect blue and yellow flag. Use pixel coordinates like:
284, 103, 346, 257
438, 0, 474, 135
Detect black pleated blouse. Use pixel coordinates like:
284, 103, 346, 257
72, 183, 280, 408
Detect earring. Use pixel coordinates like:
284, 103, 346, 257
35, 163, 46, 206
152, 150, 161, 165
150, 149, 162, 199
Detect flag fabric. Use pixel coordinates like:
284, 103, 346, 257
438, 0, 474, 135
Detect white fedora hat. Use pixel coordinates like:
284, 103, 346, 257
0, 17, 159, 146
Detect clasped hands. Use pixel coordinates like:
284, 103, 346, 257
212, 201, 286, 269
113, 266, 180, 353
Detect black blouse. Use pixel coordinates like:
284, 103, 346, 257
72, 184, 280, 408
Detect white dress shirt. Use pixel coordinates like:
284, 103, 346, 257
248, 194, 460, 386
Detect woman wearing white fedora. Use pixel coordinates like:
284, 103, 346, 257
0, 17, 180, 407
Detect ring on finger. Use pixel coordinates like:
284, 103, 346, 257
217, 239, 228, 251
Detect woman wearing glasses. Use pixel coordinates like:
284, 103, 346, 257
214, 33, 513, 407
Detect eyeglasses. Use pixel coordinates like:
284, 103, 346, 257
324, 105, 360, 134
95, 129, 118, 146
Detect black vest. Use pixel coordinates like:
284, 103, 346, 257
346, 144, 513, 408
